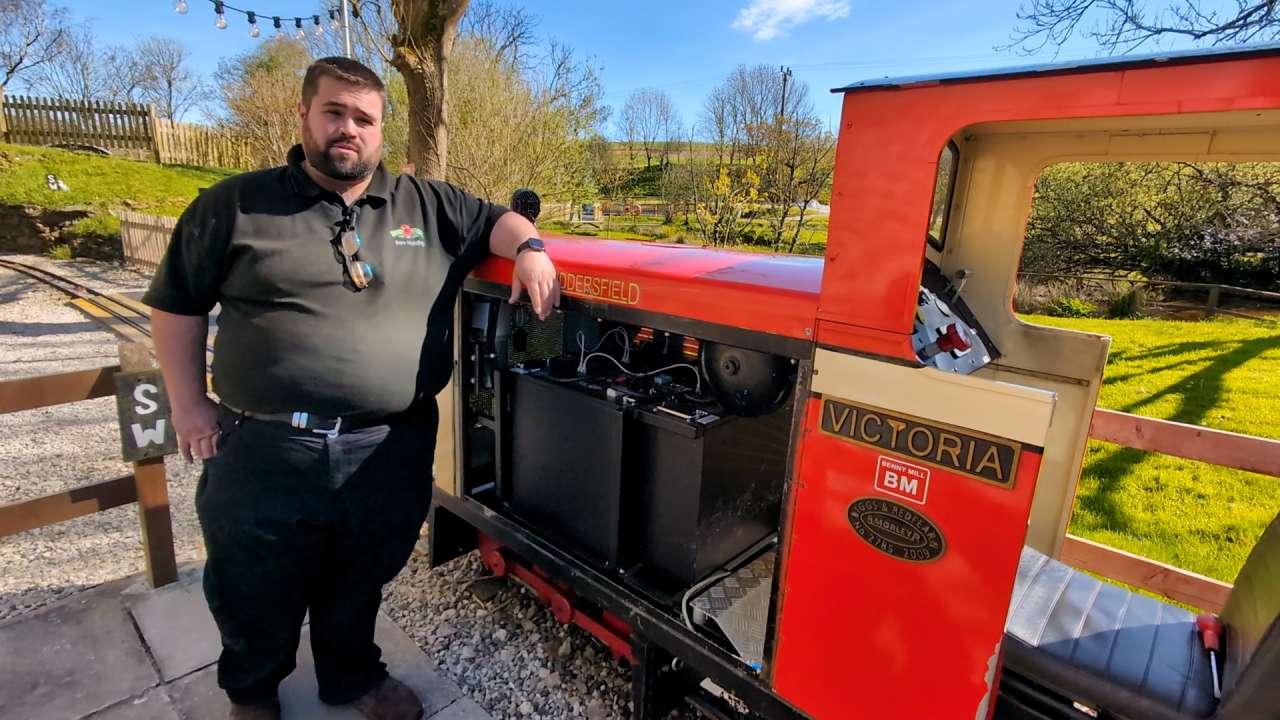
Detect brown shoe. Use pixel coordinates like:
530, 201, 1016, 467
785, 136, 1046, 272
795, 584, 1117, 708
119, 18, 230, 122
228, 699, 281, 720
351, 676, 424, 720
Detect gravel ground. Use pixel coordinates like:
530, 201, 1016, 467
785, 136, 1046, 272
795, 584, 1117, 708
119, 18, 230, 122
0, 254, 702, 719
0, 255, 206, 621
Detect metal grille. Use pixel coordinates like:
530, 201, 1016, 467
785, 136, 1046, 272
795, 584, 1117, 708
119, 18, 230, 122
507, 307, 564, 366
468, 389, 495, 418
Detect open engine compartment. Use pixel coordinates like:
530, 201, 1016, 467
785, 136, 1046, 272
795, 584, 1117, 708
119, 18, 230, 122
456, 285, 805, 669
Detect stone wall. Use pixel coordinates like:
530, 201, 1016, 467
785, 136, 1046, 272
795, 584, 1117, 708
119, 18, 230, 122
0, 204, 122, 260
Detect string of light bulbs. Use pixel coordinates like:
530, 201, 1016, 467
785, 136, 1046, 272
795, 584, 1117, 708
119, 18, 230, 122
172, 0, 360, 40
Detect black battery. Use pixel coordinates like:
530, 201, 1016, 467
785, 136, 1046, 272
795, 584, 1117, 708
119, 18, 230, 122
505, 372, 789, 591
627, 405, 788, 589
507, 373, 628, 567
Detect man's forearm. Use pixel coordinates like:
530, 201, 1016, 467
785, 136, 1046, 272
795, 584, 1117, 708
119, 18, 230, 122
489, 211, 539, 259
150, 309, 210, 410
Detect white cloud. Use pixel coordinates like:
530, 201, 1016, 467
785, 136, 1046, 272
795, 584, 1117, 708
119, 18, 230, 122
731, 0, 852, 41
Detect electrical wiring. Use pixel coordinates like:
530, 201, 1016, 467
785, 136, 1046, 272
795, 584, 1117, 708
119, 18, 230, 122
576, 328, 631, 369
582, 353, 702, 394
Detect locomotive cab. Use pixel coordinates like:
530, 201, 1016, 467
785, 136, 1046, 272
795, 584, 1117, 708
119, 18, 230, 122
428, 45, 1280, 720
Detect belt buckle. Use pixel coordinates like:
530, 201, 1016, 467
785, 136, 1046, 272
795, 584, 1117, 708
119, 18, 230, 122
303, 414, 342, 440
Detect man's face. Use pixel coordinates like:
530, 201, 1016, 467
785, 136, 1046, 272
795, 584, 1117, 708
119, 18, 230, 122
299, 75, 384, 181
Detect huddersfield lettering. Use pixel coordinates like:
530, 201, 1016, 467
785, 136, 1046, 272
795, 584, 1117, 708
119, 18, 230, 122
821, 397, 1019, 487
557, 271, 641, 305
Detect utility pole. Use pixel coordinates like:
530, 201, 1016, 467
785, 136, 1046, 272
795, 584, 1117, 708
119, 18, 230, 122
340, 0, 353, 58
779, 66, 793, 123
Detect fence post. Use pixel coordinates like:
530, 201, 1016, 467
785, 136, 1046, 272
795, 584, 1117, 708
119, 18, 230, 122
147, 104, 163, 164
117, 341, 178, 587
1206, 285, 1221, 318
0, 87, 8, 143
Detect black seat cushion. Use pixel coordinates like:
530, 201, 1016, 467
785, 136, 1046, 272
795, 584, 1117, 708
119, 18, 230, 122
1004, 546, 1216, 720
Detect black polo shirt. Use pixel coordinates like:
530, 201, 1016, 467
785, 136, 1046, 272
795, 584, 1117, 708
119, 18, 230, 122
143, 144, 508, 420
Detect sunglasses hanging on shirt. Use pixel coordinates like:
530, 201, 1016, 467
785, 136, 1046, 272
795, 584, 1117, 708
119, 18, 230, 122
332, 206, 376, 291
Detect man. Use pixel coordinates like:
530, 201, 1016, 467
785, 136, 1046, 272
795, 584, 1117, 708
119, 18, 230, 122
144, 57, 558, 720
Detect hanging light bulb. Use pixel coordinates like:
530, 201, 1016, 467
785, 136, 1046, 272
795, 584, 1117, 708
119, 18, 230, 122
294, 17, 306, 39
247, 11, 261, 38
329, 9, 341, 32
313, 15, 324, 37
174, 0, 188, 14
214, 1, 227, 29
273, 16, 284, 38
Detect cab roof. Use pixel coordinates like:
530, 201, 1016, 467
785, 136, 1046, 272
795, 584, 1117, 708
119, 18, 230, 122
834, 42, 1280, 94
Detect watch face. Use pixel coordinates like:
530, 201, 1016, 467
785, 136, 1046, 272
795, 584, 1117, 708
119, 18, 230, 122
527, 237, 545, 251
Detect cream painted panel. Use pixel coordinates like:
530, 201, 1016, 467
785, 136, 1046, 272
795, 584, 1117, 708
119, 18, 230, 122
811, 348, 1056, 447
939, 115, 1280, 555
434, 377, 457, 496
1108, 132, 1213, 154
970, 109, 1280, 136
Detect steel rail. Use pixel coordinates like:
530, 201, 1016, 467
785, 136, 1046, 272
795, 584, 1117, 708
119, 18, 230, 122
0, 258, 215, 355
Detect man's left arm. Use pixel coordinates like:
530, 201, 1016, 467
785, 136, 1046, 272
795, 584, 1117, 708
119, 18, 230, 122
489, 211, 560, 320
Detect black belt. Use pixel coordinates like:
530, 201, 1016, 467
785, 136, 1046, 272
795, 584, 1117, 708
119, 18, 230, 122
220, 403, 416, 437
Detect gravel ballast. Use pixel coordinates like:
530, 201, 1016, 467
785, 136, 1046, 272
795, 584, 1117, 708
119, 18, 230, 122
0, 255, 703, 719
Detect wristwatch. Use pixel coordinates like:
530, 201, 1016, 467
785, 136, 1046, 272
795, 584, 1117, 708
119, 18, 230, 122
516, 237, 546, 255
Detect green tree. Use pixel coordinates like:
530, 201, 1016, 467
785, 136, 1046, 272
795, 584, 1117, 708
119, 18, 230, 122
445, 32, 605, 203
1024, 162, 1280, 287
217, 38, 311, 167
692, 164, 761, 247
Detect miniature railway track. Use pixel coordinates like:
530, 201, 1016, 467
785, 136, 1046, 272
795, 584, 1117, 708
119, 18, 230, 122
0, 258, 215, 355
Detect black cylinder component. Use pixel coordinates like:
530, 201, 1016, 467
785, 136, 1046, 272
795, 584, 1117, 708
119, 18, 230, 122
700, 342, 793, 416
510, 187, 541, 223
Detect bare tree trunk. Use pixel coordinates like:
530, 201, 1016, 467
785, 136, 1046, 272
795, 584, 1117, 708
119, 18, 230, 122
389, 0, 469, 179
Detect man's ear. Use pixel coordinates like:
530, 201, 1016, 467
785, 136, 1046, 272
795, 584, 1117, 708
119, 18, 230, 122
297, 102, 307, 126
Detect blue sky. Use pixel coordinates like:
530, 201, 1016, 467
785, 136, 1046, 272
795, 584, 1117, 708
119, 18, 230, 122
74, 0, 1209, 133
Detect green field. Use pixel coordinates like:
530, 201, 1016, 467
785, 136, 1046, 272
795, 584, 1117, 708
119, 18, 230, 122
1024, 315, 1280, 584
543, 213, 829, 255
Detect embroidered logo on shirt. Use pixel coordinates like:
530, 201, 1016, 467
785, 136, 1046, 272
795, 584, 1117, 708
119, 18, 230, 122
390, 224, 426, 247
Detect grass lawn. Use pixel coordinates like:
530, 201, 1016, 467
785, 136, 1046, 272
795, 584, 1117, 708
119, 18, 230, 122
1023, 314, 1280, 584
0, 143, 234, 220
543, 212, 829, 255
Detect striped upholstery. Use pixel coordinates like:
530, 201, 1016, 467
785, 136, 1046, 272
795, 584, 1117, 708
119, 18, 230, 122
1003, 546, 1216, 720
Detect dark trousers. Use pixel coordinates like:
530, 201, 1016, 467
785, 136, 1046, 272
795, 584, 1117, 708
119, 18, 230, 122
196, 403, 437, 706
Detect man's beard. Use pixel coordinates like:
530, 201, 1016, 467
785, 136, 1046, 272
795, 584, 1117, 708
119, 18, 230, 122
301, 124, 378, 182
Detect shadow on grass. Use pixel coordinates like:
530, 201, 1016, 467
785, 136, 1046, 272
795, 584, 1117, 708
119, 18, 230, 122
1105, 338, 1236, 365
1074, 333, 1279, 535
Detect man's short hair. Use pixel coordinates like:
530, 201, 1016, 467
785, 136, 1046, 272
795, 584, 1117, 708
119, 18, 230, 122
302, 56, 386, 106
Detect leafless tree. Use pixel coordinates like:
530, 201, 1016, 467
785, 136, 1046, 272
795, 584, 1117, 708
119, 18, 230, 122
23, 26, 116, 104
0, 0, 68, 91
134, 37, 207, 121
618, 88, 679, 167
445, 29, 606, 202
1007, 0, 1280, 54
303, 2, 386, 73
460, 0, 536, 68
347, 0, 470, 179
751, 79, 835, 251
691, 65, 833, 249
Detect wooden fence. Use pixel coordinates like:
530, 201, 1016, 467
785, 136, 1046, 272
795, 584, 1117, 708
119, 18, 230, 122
1064, 408, 1280, 612
0, 344, 177, 588
0, 93, 158, 160
154, 118, 256, 170
119, 211, 179, 273
0, 90, 255, 169
1018, 271, 1280, 318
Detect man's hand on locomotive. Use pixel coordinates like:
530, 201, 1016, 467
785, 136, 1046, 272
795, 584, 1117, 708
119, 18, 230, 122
510, 241, 560, 320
